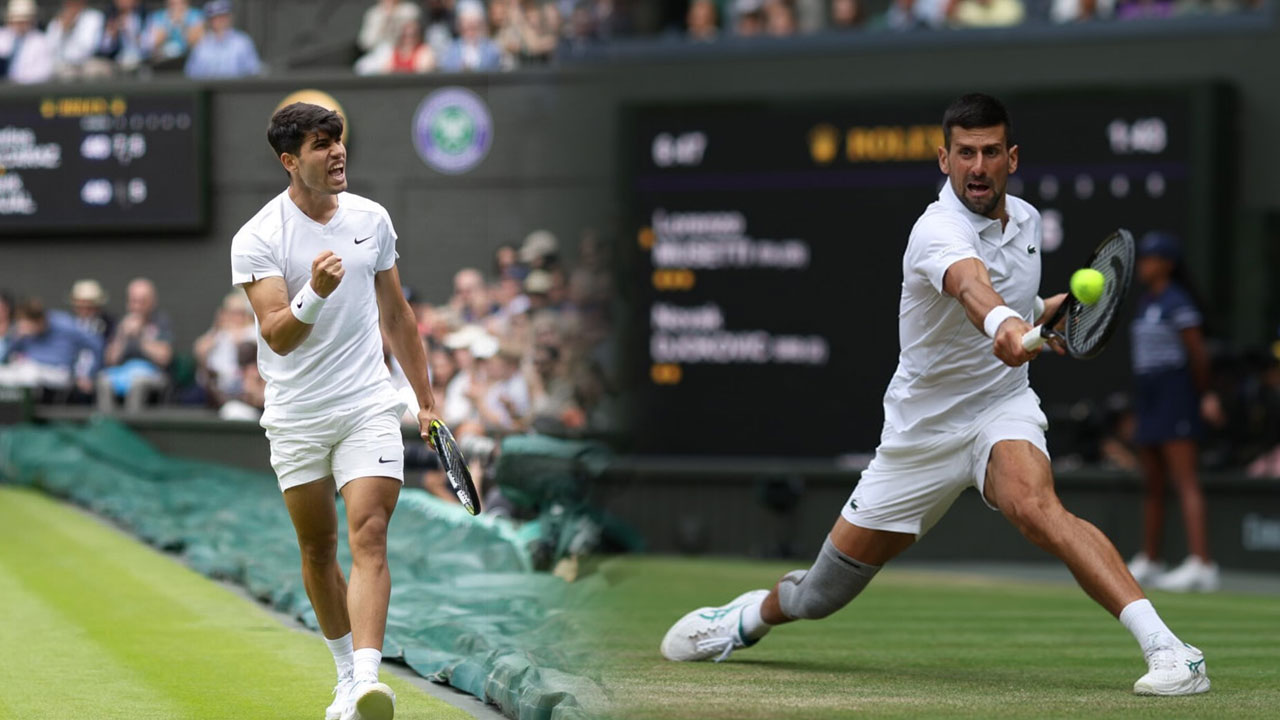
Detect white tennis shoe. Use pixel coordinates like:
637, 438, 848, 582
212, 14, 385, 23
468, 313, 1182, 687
1126, 553, 1166, 586
325, 676, 357, 720
660, 589, 770, 662
1134, 640, 1210, 696
1152, 556, 1220, 593
339, 681, 396, 720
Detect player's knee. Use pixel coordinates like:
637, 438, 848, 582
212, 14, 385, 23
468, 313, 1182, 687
298, 533, 339, 567
348, 514, 389, 557
777, 538, 880, 621
1003, 493, 1062, 542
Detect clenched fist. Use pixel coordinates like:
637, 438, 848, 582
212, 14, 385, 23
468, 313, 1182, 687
311, 250, 345, 297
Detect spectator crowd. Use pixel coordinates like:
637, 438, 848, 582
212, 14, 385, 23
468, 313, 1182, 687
678, 0, 1263, 38
1, 0, 1266, 84
0, 227, 618, 505
0, 0, 259, 83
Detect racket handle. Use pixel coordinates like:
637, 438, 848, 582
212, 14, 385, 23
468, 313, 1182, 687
1022, 326, 1045, 352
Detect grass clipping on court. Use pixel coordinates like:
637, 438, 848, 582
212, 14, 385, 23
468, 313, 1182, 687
0, 418, 605, 720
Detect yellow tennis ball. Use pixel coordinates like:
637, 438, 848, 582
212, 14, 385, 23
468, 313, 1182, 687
1070, 268, 1105, 305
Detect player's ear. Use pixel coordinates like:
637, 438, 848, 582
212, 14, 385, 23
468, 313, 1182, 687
937, 144, 949, 175
1008, 144, 1018, 174
279, 152, 297, 174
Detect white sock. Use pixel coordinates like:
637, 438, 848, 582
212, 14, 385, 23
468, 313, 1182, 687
324, 633, 354, 681
740, 598, 772, 641
353, 647, 382, 684
1119, 599, 1178, 652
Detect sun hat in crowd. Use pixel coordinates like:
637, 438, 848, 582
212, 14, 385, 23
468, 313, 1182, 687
469, 333, 499, 359
524, 270, 553, 295
519, 229, 559, 263
69, 279, 108, 306
5, 0, 38, 22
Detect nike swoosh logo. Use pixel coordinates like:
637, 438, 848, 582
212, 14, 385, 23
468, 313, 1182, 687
378, 456, 396, 464
295, 300, 303, 308
354, 236, 372, 245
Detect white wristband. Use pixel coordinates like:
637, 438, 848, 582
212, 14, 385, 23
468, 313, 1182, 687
983, 305, 1021, 339
290, 283, 327, 324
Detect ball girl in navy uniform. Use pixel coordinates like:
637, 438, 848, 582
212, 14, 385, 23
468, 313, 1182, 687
1126, 232, 1222, 592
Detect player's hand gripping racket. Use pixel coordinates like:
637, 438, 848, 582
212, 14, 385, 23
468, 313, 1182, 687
427, 419, 482, 515
1022, 228, 1135, 360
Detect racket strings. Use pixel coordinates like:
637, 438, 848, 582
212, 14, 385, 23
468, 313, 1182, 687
1067, 231, 1135, 356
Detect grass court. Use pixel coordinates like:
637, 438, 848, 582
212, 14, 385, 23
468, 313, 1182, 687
0, 486, 470, 720
587, 555, 1280, 719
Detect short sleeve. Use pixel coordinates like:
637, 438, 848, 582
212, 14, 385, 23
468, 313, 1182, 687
376, 209, 399, 272
230, 229, 282, 287
1166, 288, 1202, 331
907, 215, 981, 294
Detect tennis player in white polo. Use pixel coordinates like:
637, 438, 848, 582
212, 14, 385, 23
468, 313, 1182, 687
232, 102, 436, 720
660, 94, 1209, 696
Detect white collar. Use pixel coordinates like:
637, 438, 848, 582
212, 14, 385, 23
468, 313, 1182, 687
938, 181, 1028, 235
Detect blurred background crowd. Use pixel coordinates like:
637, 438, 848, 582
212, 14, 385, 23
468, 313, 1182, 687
0, 0, 1268, 85
0, 227, 618, 507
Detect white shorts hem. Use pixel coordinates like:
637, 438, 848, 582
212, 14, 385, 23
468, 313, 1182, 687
839, 506, 921, 537
334, 468, 405, 491
277, 467, 333, 493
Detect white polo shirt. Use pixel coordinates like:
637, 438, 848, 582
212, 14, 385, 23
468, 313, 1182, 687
230, 190, 400, 421
882, 183, 1042, 434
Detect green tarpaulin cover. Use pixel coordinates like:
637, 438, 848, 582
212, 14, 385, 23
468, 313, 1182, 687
0, 418, 606, 720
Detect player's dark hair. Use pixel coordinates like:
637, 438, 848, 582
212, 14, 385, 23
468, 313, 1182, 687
943, 94, 1013, 148
267, 102, 344, 158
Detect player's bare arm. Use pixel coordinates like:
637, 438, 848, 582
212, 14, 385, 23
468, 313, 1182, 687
375, 265, 437, 437
941, 257, 1040, 367
243, 251, 345, 356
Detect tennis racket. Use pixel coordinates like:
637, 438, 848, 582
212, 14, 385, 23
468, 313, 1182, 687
426, 419, 482, 515
1022, 228, 1135, 360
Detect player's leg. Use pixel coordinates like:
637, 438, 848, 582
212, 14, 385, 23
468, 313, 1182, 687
758, 517, 914, 626
338, 475, 400, 657
330, 402, 405, 720
282, 475, 359, 719
337, 475, 400, 720
984, 440, 1209, 695
984, 440, 1141, 614
268, 419, 360, 719
1152, 438, 1218, 591
659, 516, 911, 663
283, 476, 351, 638
660, 427, 950, 663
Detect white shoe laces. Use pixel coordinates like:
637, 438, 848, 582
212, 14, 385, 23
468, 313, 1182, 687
689, 618, 743, 662
1145, 645, 1179, 674
695, 636, 739, 662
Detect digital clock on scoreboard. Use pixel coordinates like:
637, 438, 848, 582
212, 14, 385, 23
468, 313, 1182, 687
0, 91, 206, 234
623, 86, 1231, 459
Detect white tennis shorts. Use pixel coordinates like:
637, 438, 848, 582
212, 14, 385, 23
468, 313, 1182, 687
262, 395, 407, 493
842, 388, 1049, 537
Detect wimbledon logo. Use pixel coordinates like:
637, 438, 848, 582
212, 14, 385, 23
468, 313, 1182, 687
412, 87, 493, 175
